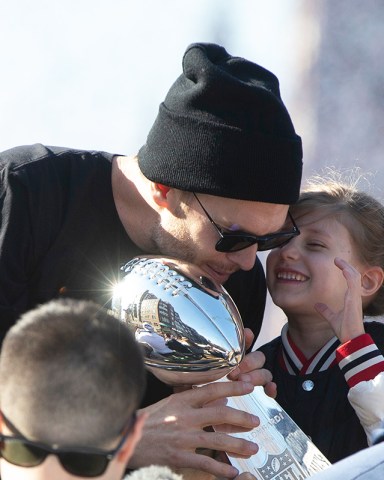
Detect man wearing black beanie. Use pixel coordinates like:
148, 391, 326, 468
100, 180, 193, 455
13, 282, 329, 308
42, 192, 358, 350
0, 43, 302, 478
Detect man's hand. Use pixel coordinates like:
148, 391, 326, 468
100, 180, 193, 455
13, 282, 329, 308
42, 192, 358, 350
128, 381, 260, 478
227, 328, 277, 398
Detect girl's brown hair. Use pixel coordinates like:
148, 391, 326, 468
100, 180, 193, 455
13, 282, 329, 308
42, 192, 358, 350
290, 169, 384, 316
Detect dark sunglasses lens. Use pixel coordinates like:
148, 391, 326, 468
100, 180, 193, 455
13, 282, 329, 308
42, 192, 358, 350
215, 236, 255, 252
216, 233, 297, 253
0, 439, 46, 467
59, 452, 109, 478
257, 234, 295, 252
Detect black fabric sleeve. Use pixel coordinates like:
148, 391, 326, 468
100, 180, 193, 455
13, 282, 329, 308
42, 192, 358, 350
0, 167, 35, 338
224, 256, 267, 348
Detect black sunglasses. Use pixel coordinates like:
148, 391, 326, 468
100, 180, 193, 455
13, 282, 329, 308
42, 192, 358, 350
193, 193, 300, 253
0, 413, 136, 477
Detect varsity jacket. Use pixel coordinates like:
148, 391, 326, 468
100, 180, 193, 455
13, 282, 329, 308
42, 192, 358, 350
258, 321, 384, 463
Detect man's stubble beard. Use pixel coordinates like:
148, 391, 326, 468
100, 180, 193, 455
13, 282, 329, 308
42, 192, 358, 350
149, 220, 196, 264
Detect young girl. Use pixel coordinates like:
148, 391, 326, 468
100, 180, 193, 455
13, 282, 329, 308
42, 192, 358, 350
259, 173, 384, 464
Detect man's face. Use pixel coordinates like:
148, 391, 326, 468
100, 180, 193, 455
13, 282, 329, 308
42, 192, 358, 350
151, 192, 289, 285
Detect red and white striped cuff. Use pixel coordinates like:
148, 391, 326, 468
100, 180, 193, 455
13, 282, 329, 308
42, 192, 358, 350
337, 334, 384, 388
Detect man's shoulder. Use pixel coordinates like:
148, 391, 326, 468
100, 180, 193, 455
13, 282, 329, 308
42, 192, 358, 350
0, 144, 119, 193
0, 143, 75, 168
0, 143, 116, 172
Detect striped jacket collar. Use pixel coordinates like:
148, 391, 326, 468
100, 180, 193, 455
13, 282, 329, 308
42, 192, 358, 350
280, 323, 341, 375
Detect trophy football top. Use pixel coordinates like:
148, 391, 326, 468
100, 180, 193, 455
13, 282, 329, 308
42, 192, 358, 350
112, 256, 245, 386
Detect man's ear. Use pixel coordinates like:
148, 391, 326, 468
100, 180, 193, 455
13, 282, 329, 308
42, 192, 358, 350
361, 265, 384, 298
152, 183, 171, 207
116, 412, 147, 464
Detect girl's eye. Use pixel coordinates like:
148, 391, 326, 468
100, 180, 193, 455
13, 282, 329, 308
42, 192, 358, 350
307, 242, 325, 248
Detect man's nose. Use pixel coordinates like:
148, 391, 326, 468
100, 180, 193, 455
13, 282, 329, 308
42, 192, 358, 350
226, 243, 259, 271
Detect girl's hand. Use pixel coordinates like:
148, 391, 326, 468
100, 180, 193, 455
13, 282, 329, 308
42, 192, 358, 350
314, 257, 365, 343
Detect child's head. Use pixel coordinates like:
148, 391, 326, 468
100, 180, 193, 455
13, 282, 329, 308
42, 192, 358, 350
0, 298, 147, 479
267, 171, 384, 318
292, 175, 384, 316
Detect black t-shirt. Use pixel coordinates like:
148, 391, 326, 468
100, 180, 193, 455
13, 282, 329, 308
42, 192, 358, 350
0, 143, 267, 405
0, 144, 142, 333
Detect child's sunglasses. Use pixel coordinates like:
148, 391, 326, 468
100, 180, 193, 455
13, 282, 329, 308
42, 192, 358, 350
0, 413, 136, 477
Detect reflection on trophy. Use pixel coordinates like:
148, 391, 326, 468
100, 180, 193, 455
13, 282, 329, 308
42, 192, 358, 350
112, 256, 331, 479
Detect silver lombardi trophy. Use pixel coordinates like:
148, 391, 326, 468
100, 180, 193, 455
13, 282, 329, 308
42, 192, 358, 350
112, 256, 331, 479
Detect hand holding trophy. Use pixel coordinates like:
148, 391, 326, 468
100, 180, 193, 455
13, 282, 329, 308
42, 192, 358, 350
112, 256, 331, 479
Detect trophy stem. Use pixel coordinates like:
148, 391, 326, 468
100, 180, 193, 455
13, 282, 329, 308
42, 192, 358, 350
213, 378, 331, 479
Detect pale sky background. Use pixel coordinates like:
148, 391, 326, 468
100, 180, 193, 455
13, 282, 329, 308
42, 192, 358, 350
0, 0, 303, 153
0, 0, 307, 345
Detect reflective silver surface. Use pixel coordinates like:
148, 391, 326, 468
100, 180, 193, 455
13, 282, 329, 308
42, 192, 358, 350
112, 255, 331, 476
112, 256, 245, 386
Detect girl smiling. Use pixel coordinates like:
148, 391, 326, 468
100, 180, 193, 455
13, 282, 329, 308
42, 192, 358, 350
259, 172, 384, 463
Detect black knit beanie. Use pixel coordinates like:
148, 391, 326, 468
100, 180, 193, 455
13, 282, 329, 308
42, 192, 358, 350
138, 42, 303, 204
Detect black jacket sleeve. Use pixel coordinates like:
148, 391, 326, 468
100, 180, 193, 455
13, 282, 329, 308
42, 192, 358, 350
224, 256, 267, 345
